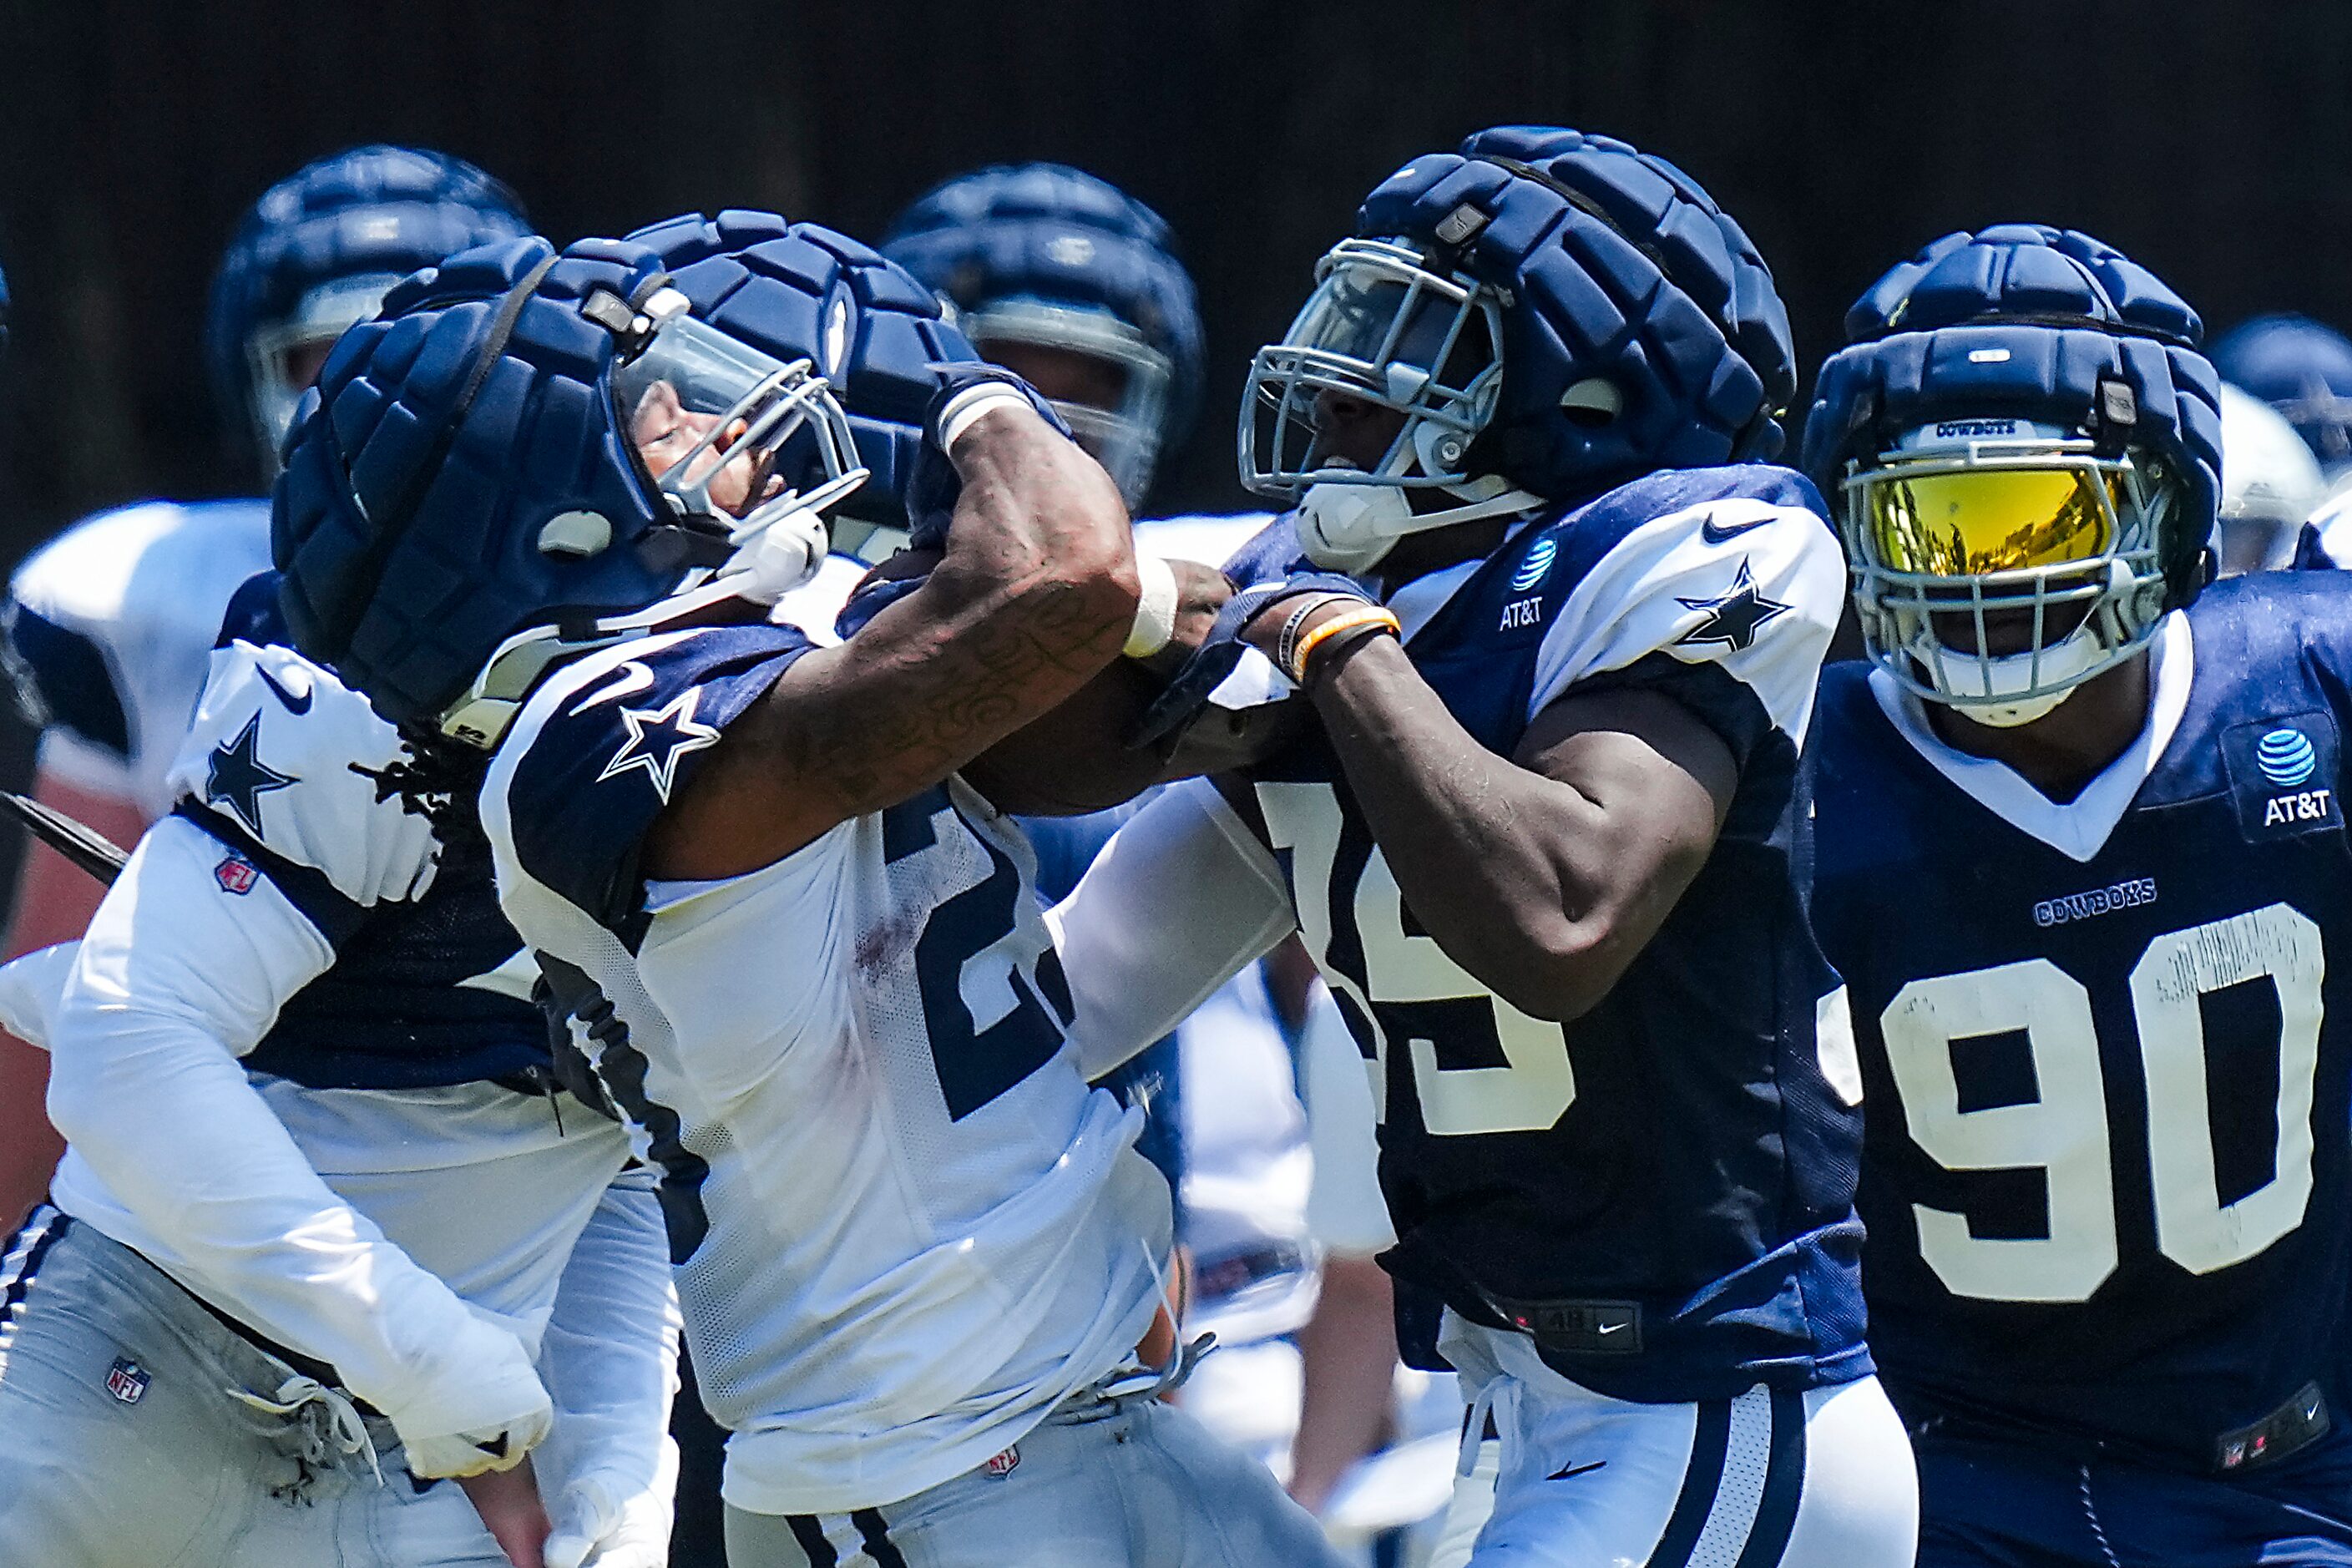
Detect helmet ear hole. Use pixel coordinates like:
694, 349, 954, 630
1559, 377, 1622, 427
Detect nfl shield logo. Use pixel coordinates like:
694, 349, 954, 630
104, 1358, 149, 1405
984, 1444, 1019, 1478
214, 853, 258, 895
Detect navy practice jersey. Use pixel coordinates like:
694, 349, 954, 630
1231, 465, 1869, 1404
1813, 571, 2352, 1472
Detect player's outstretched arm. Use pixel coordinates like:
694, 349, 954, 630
645, 391, 1139, 879
1046, 776, 1300, 1077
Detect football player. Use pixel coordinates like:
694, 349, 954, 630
266, 210, 1343, 1566
1801, 225, 2352, 1563
2214, 382, 2323, 575
0, 146, 529, 1230
2213, 311, 2352, 484
1046, 125, 1917, 1565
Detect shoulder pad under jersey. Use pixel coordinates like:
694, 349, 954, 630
488, 620, 818, 928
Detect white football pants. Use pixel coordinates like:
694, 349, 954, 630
1428, 1314, 1918, 1568
0, 1207, 510, 1567
726, 1377, 1346, 1566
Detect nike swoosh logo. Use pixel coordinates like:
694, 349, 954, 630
472, 1434, 509, 1458
1548, 1460, 1607, 1480
255, 665, 312, 715
1699, 513, 1773, 545
1597, 1321, 1628, 1334
574, 660, 655, 713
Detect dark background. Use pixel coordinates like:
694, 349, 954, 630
2, 0, 2348, 552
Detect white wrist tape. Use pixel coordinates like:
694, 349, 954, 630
936, 382, 1034, 452
1124, 554, 1181, 659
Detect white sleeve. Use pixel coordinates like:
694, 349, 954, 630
1297, 984, 1395, 1257
1046, 776, 1297, 1079
530, 1167, 682, 1535
1526, 493, 1845, 750
43, 814, 534, 1437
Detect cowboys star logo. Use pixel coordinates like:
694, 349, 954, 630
1673, 558, 1790, 654
595, 686, 721, 804
205, 712, 296, 836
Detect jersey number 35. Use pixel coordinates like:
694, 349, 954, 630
1258, 781, 1576, 1137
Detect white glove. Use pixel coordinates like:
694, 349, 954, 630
383, 1314, 557, 1480
542, 1447, 677, 1568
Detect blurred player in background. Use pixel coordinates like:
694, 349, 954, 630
1805, 225, 2352, 1565
1052, 125, 1914, 1565
0, 146, 529, 1229
2213, 311, 2352, 488
2213, 382, 2323, 574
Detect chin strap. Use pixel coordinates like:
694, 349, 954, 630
1297, 473, 1545, 572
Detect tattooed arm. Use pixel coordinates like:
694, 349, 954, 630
643, 401, 1138, 879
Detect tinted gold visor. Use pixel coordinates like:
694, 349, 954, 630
1862, 465, 2119, 576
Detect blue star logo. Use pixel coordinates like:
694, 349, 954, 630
595, 687, 721, 804
1674, 558, 1790, 654
205, 712, 296, 836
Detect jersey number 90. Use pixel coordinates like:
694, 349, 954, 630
1258, 781, 1576, 1136
1882, 903, 2323, 1302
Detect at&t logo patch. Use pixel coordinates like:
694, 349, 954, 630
2223, 713, 2343, 840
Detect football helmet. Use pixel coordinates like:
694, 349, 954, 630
2217, 382, 2324, 574
1802, 225, 2223, 726
2211, 312, 2352, 477
274, 215, 964, 741
1242, 124, 1797, 573
207, 146, 530, 477
882, 163, 1201, 507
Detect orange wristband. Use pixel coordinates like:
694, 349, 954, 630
1287, 604, 1401, 685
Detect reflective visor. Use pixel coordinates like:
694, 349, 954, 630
1862, 464, 2119, 576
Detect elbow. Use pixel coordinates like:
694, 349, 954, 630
1483, 915, 1639, 1024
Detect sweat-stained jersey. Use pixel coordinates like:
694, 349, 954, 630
3, 498, 273, 818
480, 620, 1173, 1515
1228, 465, 1867, 1405
1812, 572, 2352, 1474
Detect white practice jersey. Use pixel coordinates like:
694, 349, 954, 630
3, 498, 273, 817
483, 620, 1171, 1515
26, 621, 671, 1469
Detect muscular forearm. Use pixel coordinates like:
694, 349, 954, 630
1308, 638, 1703, 1021
649, 404, 1137, 874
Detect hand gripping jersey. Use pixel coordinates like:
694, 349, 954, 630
481, 620, 1172, 1515
3, 498, 273, 817
1813, 571, 2352, 1473
1232, 466, 1866, 1404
